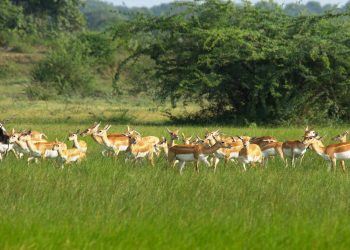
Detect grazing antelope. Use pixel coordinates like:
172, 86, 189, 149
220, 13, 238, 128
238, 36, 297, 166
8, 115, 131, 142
124, 134, 157, 166
68, 130, 87, 153
303, 136, 350, 172
168, 139, 231, 174
52, 140, 86, 168
81, 122, 128, 156
21, 132, 67, 164
95, 125, 129, 157
237, 136, 263, 171
181, 133, 193, 145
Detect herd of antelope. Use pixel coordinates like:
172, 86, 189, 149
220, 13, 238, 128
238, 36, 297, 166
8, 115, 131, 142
1, 121, 350, 174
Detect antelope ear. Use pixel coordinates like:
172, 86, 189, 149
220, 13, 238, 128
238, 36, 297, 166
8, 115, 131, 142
106, 125, 112, 131
189, 136, 193, 140
11, 128, 15, 134
55, 138, 59, 143
305, 126, 309, 131
175, 128, 180, 133
214, 129, 220, 134
166, 128, 171, 133
182, 133, 185, 138
127, 125, 130, 132
345, 131, 349, 135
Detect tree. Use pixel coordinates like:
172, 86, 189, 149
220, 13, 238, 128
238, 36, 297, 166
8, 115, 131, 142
114, 0, 350, 124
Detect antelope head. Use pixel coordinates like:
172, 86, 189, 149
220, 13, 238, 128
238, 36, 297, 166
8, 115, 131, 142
96, 124, 111, 138
332, 131, 348, 143
80, 122, 101, 137
167, 128, 180, 140
68, 129, 80, 141
181, 133, 193, 145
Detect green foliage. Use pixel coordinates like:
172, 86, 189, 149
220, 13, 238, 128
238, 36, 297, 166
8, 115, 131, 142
28, 37, 95, 99
115, 0, 350, 125
0, 0, 24, 31
78, 32, 117, 68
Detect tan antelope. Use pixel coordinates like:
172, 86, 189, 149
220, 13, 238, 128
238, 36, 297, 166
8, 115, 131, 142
332, 131, 348, 169
260, 140, 284, 165
168, 139, 231, 174
68, 130, 87, 153
156, 128, 180, 157
20, 132, 67, 164
332, 131, 348, 143
181, 133, 193, 145
303, 136, 350, 172
212, 137, 244, 172
81, 122, 128, 156
237, 136, 263, 171
125, 126, 160, 144
95, 125, 129, 157
8, 130, 28, 159
124, 134, 157, 166
52, 140, 86, 168
282, 140, 309, 168
304, 126, 318, 139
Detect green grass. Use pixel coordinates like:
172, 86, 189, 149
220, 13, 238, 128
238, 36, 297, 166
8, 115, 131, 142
1, 124, 350, 249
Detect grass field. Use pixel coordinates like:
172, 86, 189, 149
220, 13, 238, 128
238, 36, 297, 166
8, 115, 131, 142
1, 124, 350, 249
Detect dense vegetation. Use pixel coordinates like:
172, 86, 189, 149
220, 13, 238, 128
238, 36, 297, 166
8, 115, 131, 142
1, 0, 350, 125
115, 0, 350, 124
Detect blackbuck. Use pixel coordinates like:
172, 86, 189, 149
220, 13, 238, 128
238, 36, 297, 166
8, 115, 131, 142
156, 128, 180, 157
212, 138, 244, 172
68, 130, 87, 153
124, 134, 157, 166
181, 133, 193, 145
21, 132, 67, 164
52, 140, 86, 168
237, 137, 263, 171
260, 140, 284, 165
81, 122, 128, 156
303, 136, 350, 172
95, 125, 129, 157
250, 136, 278, 148
332, 131, 348, 143
304, 126, 318, 139
332, 131, 348, 169
168, 139, 231, 174
124, 126, 160, 155
281, 140, 309, 168
8, 130, 29, 159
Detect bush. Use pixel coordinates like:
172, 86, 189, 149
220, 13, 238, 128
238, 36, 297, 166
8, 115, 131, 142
78, 32, 117, 68
28, 36, 95, 99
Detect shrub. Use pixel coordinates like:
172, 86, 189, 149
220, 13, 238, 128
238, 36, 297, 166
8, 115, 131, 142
78, 32, 117, 68
28, 36, 95, 99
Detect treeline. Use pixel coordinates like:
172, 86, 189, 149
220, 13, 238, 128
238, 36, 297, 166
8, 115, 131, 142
2, 0, 350, 125
81, 0, 350, 31
114, 0, 350, 125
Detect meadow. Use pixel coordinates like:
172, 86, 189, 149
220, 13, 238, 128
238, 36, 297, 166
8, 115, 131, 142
1, 124, 350, 249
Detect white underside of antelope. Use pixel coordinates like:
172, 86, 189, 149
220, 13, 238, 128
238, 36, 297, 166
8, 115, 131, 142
283, 148, 306, 157
238, 155, 262, 164
44, 150, 59, 158
262, 148, 277, 158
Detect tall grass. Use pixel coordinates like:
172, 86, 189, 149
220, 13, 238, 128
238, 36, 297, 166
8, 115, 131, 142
0, 124, 350, 249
